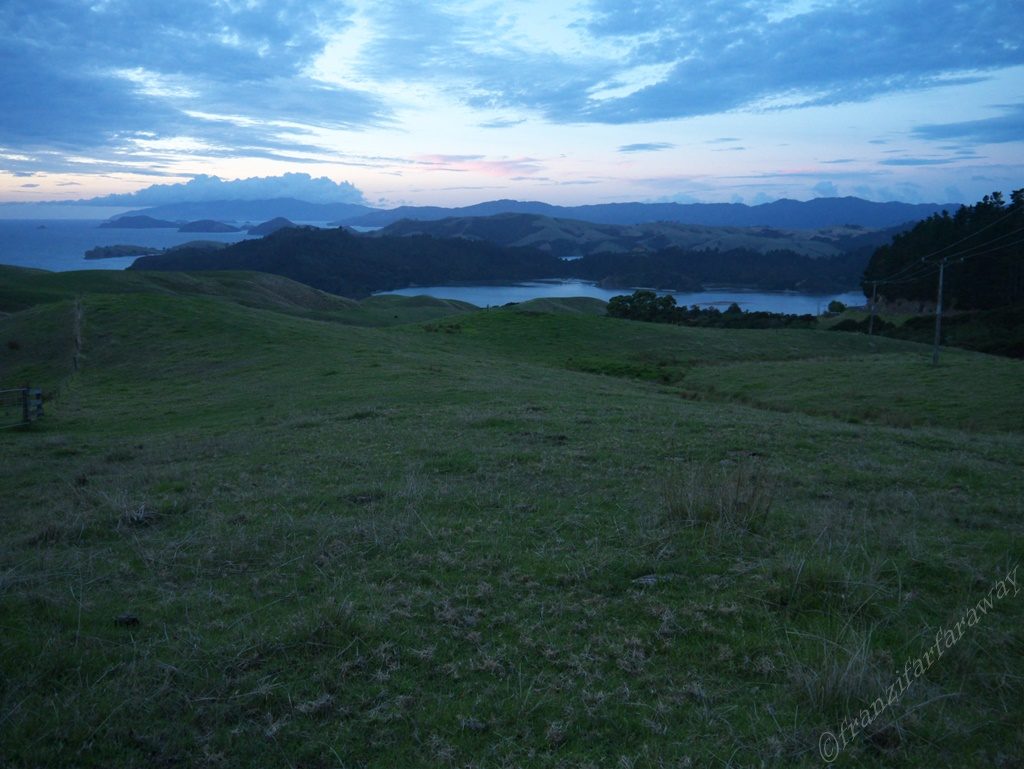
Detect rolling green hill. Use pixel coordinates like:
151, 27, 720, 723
378, 212, 896, 259
1, 267, 1022, 768
0, 265, 479, 328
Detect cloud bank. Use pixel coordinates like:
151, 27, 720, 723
81, 174, 366, 206
3, 1, 1022, 161
912, 104, 1024, 144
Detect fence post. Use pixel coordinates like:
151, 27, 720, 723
29, 388, 43, 421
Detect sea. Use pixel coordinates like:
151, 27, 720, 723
0, 219, 256, 272
0, 219, 867, 312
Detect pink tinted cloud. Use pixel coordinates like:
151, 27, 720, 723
414, 154, 545, 177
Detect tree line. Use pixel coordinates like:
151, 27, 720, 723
863, 190, 1024, 310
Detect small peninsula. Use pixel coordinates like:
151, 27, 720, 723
84, 244, 162, 260
99, 215, 178, 229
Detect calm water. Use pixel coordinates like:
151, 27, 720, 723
0, 219, 256, 272
381, 280, 866, 314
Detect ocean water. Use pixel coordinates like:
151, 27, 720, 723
0, 219, 256, 272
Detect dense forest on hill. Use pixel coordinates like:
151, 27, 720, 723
863, 190, 1024, 310
130, 226, 566, 297
131, 223, 870, 297
573, 246, 867, 292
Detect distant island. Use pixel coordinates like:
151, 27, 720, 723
178, 219, 241, 233
84, 240, 231, 261
85, 244, 162, 260
100, 215, 243, 233
99, 215, 178, 229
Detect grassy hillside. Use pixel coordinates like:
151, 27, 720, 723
0, 265, 478, 328
1, 269, 1022, 768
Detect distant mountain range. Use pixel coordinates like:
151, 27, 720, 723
118, 196, 958, 230
339, 197, 956, 230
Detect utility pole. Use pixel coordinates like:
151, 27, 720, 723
868, 281, 878, 336
931, 260, 946, 366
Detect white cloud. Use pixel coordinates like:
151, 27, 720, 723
82, 173, 367, 205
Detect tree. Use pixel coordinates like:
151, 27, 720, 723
606, 290, 679, 322
862, 190, 1024, 310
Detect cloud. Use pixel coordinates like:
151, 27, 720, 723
80, 173, 367, 205
618, 143, 675, 153
0, 0, 389, 168
879, 158, 957, 166
651, 192, 703, 204
433, 0, 1024, 124
944, 186, 966, 203
414, 155, 545, 177
812, 181, 839, 197
822, 159, 856, 165
3, 0, 1023, 195
478, 118, 527, 129
912, 104, 1024, 144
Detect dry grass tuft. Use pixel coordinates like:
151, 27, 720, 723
663, 459, 774, 536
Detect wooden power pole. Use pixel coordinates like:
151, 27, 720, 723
868, 281, 878, 336
931, 260, 946, 366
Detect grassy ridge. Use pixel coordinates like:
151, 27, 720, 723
1, 269, 1022, 767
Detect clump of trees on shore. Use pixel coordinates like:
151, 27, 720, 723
606, 290, 816, 329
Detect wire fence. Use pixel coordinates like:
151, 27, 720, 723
0, 387, 43, 429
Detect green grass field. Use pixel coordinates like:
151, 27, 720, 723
1, 267, 1022, 768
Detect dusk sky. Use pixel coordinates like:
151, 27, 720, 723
2, 0, 1022, 210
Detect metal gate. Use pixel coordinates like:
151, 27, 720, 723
0, 387, 43, 428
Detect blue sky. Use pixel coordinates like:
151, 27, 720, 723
1, 0, 1022, 209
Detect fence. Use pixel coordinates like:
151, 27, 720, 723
0, 387, 43, 428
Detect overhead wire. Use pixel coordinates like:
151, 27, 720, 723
868, 216, 1024, 285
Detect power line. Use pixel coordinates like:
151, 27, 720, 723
913, 205, 1022, 261
871, 225, 1024, 285
866, 205, 1023, 284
